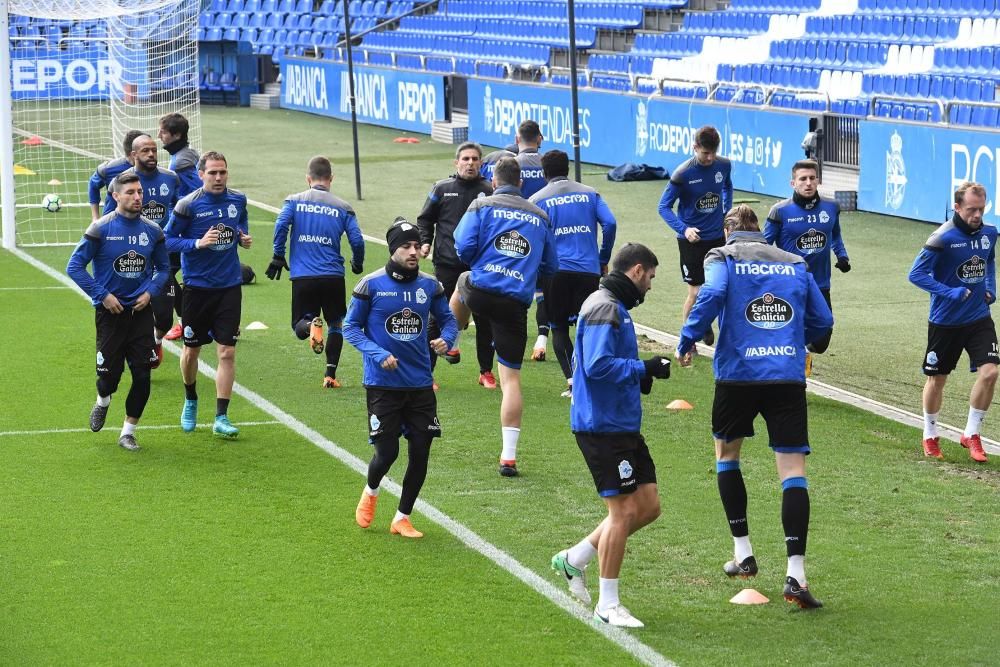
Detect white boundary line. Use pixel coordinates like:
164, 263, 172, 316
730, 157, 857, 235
0, 420, 280, 437
8, 245, 676, 667
0, 285, 71, 291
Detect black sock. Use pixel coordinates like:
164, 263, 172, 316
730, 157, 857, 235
367, 435, 400, 490
781, 481, 810, 557
551, 327, 574, 379
325, 331, 343, 377
184, 382, 197, 401
398, 435, 432, 515
125, 366, 151, 419
216, 397, 230, 417
717, 462, 749, 537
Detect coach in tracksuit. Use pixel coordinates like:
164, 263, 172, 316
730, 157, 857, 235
765, 159, 850, 355
268, 156, 365, 388
530, 149, 617, 395
658, 125, 733, 347
909, 181, 998, 463
88, 130, 144, 221
345, 218, 457, 539
67, 173, 169, 452
164, 151, 251, 440
451, 156, 559, 477
417, 141, 496, 386
677, 204, 833, 610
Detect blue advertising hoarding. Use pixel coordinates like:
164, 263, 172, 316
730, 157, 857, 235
467, 79, 809, 196
11, 48, 122, 100
280, 58, 445, 133
858, 120, 1000, 224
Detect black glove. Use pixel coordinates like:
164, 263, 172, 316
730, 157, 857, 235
643, 356, 671, 380
265, 255, 289, 280
640, 376, 654, 395
835, 256, 851, 273
351, 261, 363, 275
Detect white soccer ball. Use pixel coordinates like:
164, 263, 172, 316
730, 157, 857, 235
41, 193, 62, 213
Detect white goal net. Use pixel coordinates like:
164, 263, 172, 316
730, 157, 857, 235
1, 0, 202, 247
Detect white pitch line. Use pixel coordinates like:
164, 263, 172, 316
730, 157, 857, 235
0, 285, 71, 291
10, 245, 676, 667
0, 421, 280, 437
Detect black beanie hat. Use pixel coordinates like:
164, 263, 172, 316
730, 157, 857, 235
386, 216, 421, 253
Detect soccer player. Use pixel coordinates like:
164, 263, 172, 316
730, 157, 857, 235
345, 218, 458, 538
451, 156, 558, 477
267, 156, 365, 388
480, 144, 516, 182
164, 151, 252, 439
909, 181, 998, 463
417, 141, 497, 388
658, 125, 733, 347
765, 159, 850, 371
676, 204, 833, 610
105, 134, 181, 369
158, 112, 201, 341
529, 149, 616, 396
552, 243, 669, 628
67, 173, 169, 451
88, 129, 144, 221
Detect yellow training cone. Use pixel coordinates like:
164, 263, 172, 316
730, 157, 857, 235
730, 589, 769, 605
14, 164, 36, 176
666, 399, 693, 410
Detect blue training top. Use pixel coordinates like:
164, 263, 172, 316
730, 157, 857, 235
103, 166, 180, 228
164, 187, 249, 289
272, 185, 365, 279
529, 177, 617, 275
658, 156, 733, 241
765, 195, 847, 291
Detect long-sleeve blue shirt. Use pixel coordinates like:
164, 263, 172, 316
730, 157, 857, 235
480, 149, 515, 181
343, 267, 458, 390
515, 148, 547, 198
453, 185, 559, 305
678, 232, 833, 384
909, 216, 998, 326
66, 211, 169, 307
570, 286, 646, 434
272, 185, 365, 279
764, 195, 847, 290
88, 156, 132, 207
163, 187, 248, 289
529, 177, 617, 275
168, 145, 201, 197
102, 166, 180, 228
658, 156, 733, 241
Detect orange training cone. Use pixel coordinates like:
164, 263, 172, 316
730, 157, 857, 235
666, 399, 694, 410
730, 589, 769, 605
21, 135, 43, 146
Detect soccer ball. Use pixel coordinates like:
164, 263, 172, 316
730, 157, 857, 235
41, 193, 62, 213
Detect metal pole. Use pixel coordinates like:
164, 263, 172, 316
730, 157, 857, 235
0, 0, 17, 249
566, 0, 582, 182
342, 0, 363, 200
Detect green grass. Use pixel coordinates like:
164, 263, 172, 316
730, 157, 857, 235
1, 106, 998, 665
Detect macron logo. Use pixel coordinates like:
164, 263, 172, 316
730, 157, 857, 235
296, 202, 341, 217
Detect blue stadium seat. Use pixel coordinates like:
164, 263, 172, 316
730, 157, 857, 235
971, 105, 987, 125
903, 104, 916, 120
956, 104, 972, 125
205, 27, 223, 40
228, 0, 246, 11
985, 105, 999, 127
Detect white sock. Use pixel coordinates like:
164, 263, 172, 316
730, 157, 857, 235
393, 510, 408, 523
923, 411, 939, 439
597, 577, 620, 612
120, 421, 136, 437
786, 555, 806, 584
364, 485, 379, 497
96, 394, 111, 408
734, 535, 753, 562
500, 426, 520, 462
964, 407, 987, 438
567, 538, 597, 569
534, 334, 547, 350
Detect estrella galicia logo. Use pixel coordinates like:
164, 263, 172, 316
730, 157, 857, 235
795, 228, 827, 254
212, 223, 236, 251
957, 255, 987, 283
385, 307, 423, 341
142, 200, 166, 224
483, 84, 494, 133
695, 191, 720, 213
618, 459, 633, 480
635, 101, 648, 157
113, 249, 146, 278
746, 292, 794, 330
227, 203, 238, 218
885, 131, 907, 211
494, 230, 531, 258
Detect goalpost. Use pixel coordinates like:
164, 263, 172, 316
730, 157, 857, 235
0, 0, 202, 249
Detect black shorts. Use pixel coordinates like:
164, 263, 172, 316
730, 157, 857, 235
434, 263, 466, 298
575, 432, 657, 497
456, 272, 528, 369
712, 383, 810, 453
181, 285, 242, 347
366, 387, 441, 442
678, 236, 725, 286
95, 305, 156, 377
544, 271, 600, 329
923, 316, 999, 375
291, 276, 347, 328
